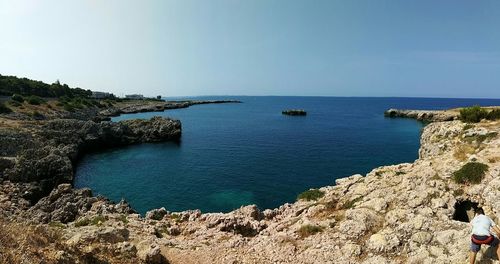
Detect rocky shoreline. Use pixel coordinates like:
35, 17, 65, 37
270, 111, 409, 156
99, 100, 241, 118
0, 117, 181, 215
1, 103, 500, 263
384, 108, 459, 122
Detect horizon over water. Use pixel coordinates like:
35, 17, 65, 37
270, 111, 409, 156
74, 96, 500, 214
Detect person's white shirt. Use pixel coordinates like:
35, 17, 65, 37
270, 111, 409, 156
471, 214, 496, 236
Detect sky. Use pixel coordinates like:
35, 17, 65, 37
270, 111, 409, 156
0, 0, 499, 98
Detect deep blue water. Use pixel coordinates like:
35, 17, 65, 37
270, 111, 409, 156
74, 96, 500, 214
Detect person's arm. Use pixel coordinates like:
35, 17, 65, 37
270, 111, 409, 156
488, 217, 500, 236
492, 224, 500, 236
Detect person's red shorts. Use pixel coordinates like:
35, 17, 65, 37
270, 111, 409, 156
471, 235, 499, 252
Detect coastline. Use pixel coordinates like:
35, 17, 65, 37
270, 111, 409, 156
1, 102, 499, 263
99, 99, 242, 119
0, 99, 239, 211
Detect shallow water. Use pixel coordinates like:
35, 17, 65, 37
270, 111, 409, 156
74, 96, 500, 214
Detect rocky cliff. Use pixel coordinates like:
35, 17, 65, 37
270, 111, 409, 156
0, 117, 181, 216
1, 106, 500, 263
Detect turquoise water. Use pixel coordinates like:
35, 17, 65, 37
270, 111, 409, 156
74, 96, 500, 214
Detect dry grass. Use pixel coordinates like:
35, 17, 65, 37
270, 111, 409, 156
297, 224, 324, 238
0, 218, 141, 264
0, 218, 64, 263
453, 144, 477, 161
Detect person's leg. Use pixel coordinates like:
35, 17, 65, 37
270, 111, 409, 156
492, 237, 500, 259
470, 242, 480, 264
470, 251, 477, 264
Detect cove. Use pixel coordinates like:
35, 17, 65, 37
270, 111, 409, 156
74, 96, 500, 214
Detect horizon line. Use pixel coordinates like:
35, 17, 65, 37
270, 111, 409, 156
162, 94, 500, 100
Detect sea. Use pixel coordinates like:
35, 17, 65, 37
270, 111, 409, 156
74, 96, 500, 214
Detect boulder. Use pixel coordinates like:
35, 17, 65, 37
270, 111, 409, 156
146, 207, 169, 220
24, 184, 97, 223
137, 241, 168, 264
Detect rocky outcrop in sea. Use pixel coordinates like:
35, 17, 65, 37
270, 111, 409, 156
282, 109, 307, 116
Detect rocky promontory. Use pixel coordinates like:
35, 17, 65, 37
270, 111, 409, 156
99, 100, 241, 118
384, 108, 459, 122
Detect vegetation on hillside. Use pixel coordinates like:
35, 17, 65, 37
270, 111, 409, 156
453, 162, 489, 184
26, 95, 45, 105
74, 215, 107, 227
460, 105, 500, 123
298, 224, 324, 238
459, 106, 488, 123
57, 96, 104, 112
487, 109, 500, 120
297, 189, 325, 201
0, 74, 91, 98
11, 94, 24, 103
0, 75, 137, 113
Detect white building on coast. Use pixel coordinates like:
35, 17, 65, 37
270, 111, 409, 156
125, 94, 144, 100
91, 91, 114, 99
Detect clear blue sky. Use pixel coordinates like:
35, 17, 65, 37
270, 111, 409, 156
1, 0, 499, 98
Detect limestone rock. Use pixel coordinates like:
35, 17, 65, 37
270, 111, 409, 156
137, 242, 168, 264
146, 207, 169, 220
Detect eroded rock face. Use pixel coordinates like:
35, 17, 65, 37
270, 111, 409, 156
203, 205, 267, 237
0, 129, 32, 156
1, 117, 181, 202
24, 184, 95, 223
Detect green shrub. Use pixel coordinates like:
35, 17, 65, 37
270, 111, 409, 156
26, 95, 45, 105
297, 189, 325, 201
453, 162, 489, 184
90, 215, 107, 225
118, 214, 129, 224
0, 102, 12, 113
63, 103, 76, 112
460, 106, 488, 123
74, 215, 107, 227
74, 217, 90, 227
48, 221, 66, 228
59, 96, 98, 111
11, 94, 24, 103
487, 109, 500, 121
298, 224, 323, 238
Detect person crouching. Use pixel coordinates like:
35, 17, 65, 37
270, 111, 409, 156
470, 207, 500, 264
